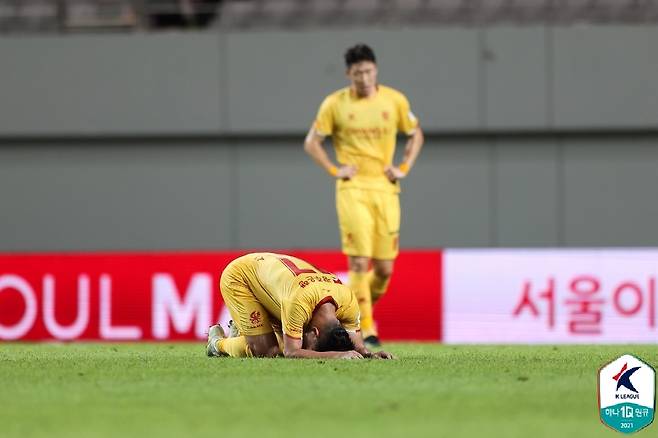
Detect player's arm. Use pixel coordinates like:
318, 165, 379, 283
400, 126, 425, 172
348, 331, 395, 360
349, 330, 370, 357
341, 298, 394, 359
385, 126, 424, 182
303, 126, 356, 180
282, 334, 363, 359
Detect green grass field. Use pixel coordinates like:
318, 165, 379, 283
1, 343, 655, 438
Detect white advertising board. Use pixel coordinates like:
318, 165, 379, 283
443, 249, 658, 343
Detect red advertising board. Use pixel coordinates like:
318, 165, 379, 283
0, 250, 441, 342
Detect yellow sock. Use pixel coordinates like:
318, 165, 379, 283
217, 336, 252, 357
349, 270, 376, 337
369, 271, 391, 305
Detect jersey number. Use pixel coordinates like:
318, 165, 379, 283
277, 257, 340, 282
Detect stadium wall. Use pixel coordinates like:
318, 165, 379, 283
1, 135, 658, 251
0, 26, 657, 135
1, 25, 657, 251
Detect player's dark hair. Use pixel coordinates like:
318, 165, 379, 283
316, 325, 355, 352
344, 44, 376, 68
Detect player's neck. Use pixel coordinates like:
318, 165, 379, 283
311, 302, 338, 325
351, 84, 378, 99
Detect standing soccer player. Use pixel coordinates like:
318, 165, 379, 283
303, 44, 424, 346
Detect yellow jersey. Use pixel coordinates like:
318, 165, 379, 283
314, 85, 419, 193
227, 253, 361, 339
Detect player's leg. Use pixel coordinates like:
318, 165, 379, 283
214, 320, 281, 357
213, 308, 279, 357
208, 326, 280, 358
370, 258, 394, 305
367, 192, 401, 341
372, 190, 400, 296
239, 314, 281, 358
336, 188, 377, 339
348, 254, 376, 338
210, 265, 280, 358
243, 333, 281, 358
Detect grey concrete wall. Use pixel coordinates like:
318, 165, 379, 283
2, 135, 658, 251
482, 26, 550, 129
1, 25, 657, 250
0, 139, 233, 250
553, 26, 658, 129
1, 25, 657, 135
0, 34, 223, 136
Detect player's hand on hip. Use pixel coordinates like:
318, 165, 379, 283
336, 165, 357, 180
338, 350, 364, 359
384, 165, 406, 182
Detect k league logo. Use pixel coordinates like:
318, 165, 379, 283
613, 363, 641, 395
599, 354, 655, 434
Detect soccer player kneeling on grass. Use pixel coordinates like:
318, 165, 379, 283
206, 253, 394, 359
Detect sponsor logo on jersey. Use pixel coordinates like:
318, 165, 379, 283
249, 311, 262, 326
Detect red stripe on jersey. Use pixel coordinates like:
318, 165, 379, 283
313, 296, 338, 315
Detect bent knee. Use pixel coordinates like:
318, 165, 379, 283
248, 342, 282, 358
373, 266, 393, 279
372, 259, 394, 278
349, 257, 370, 273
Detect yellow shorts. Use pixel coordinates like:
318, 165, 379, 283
336, 188, 400, 260
219, 259, 274, 337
